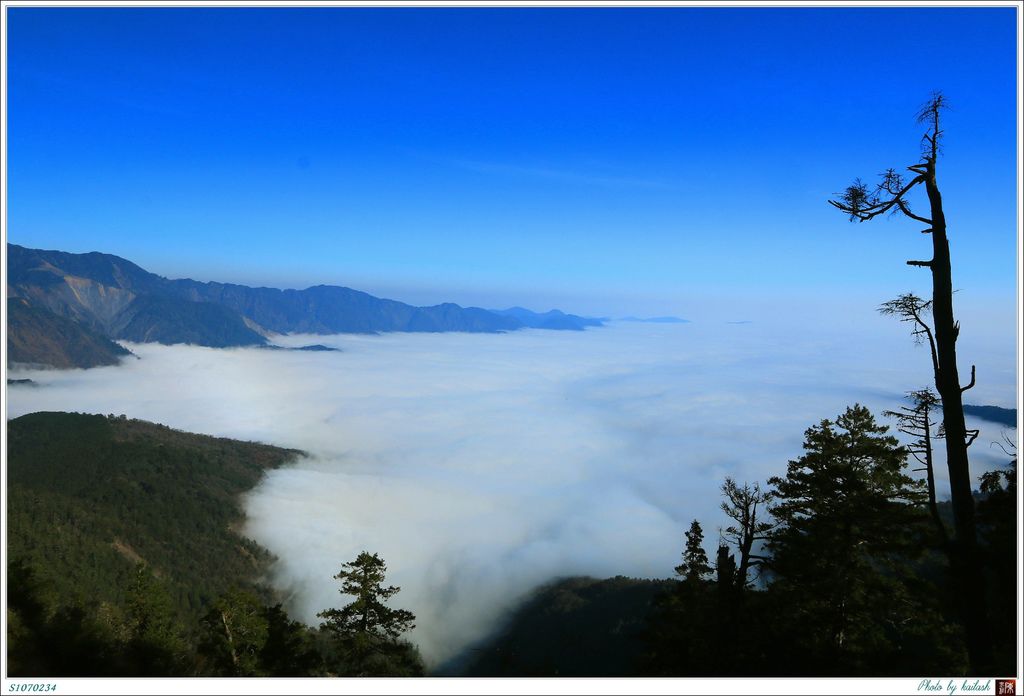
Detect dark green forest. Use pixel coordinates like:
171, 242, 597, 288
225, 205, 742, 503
7, 411, 299, 616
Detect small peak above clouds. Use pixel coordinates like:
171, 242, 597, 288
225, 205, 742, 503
491, 306, 605, 331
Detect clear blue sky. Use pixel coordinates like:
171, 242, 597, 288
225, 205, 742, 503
5, 6, 1019, 317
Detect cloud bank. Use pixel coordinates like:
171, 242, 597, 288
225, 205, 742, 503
6, 313, 1016, 665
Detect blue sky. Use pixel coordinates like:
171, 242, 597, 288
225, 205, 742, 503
5, 6, 1019, 317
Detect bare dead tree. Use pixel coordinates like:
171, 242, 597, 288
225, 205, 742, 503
829, 92, 992, 672
720, 477, 774, 591
883, 388, 950, 550
991, 430, 1017, 462
879, 293, 939, 374
879, 293, 980, 450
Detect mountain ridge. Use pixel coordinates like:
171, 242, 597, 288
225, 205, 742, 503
7, 243, 602, 367
490, 306, 604, 331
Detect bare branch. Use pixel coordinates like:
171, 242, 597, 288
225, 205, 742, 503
878, 294, 940, 380
965, 429, 980, 448
960, 364, 976, 392
720, 477, 775, 591
907, 260, 933, 267
991, 431, 1017, 459
896, 198, 933, 225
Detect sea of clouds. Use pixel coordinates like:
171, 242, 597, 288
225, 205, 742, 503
5, 311, 1016, 666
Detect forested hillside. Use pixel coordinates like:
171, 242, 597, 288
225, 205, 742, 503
7, 412, 302, 615
6, 412, 423, 677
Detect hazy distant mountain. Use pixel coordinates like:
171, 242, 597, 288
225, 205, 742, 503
958, 404, 1017, 428
619, 316, 690, 324
6, 297, 132, 369
168, 280, 521, 334
7, 244, 583, 355
257, 343, 341, 353
491, 306, 604, 331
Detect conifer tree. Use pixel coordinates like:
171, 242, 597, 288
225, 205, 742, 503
675, 520, 711, 583
765, 405, 955, 673
317, 551, 421, 676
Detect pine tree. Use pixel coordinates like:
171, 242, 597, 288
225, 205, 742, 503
317, 551, 422, 676
675, 520, 711, 583
765, 405, 961, 674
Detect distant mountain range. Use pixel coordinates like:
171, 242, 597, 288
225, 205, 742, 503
491, 306, 604, 331
6, 244, 605, 368
619, 316, 690, 324
958, 404, 1018, 428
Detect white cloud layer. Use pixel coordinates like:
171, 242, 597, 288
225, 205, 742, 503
5, 312, 1016, 666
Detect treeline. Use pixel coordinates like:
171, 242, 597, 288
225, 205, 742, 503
7, 557, 422, 677
643, 404, 1017, 677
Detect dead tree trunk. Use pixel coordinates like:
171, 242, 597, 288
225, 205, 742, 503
921, 161, 991, 673
829, 93, 992, 673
